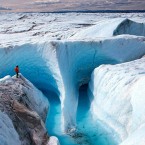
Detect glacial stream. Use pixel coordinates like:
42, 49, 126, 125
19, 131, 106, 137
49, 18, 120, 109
45, 85, 118, 145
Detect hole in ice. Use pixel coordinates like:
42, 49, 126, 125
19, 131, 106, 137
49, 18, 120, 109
45, 85, 119, 145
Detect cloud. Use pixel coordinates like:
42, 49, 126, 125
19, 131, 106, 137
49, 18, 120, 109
0, 6, 11, 10
34, 0, 60, 4
0, 0, 145, 12
35, 0, 60, 2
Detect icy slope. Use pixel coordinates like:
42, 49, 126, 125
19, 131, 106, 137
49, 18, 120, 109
1, 35, 145, 132
71, 18, 145, 39
89, 57, 145, 145
0, 111, 21, 145
0, 74, 60, 145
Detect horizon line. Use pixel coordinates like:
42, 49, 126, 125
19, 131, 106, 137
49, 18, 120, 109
1, 9, 145, 13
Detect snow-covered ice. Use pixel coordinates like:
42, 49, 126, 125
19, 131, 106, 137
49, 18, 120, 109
89, 57, 145, 145
48, 136, 60, 145
0, 13, 145, 47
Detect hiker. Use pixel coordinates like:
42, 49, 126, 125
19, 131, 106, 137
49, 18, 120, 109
14, 65, 19, 78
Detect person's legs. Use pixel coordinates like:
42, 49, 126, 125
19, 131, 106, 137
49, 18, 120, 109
16, 72, 18, 78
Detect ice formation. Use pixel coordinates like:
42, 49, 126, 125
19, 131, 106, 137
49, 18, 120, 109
48, 136, 60, 145
0, 35, 145, 132
0, 111, 21, 145
71, 18, 145, 39
89, 57, 145, 145
0, 13, 145, 142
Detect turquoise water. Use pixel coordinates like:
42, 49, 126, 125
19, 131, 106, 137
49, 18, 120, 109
45, 86, 118, 145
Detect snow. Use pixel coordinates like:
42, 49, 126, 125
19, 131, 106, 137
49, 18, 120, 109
48, 136, 60, 145
89, 57, 145, 145
0, 75, 12, 83
120, 124, 145, 145
0, 13, 145, 47
0, 111, 21, 145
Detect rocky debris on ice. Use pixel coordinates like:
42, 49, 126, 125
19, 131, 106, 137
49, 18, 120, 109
89, 57, 145, 145
0, 74, 60, 145
13, 74, 49, 121
12, 100, 49, 145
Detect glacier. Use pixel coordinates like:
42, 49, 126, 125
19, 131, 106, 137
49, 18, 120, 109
1, 13, 145, 145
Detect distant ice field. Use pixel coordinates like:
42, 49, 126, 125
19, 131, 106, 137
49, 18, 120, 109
0, 13, 145, 47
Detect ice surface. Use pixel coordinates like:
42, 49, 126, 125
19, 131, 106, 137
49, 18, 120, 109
48, 136, 60, 145
0, 75, 12, 83
1, 13, 145, 139
89, 57, 145, 145
0, 13, 145, 47
71, 18, 145, 39
0, 111, 21, 145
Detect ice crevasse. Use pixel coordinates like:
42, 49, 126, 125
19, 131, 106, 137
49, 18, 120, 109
1, 35, 145, 132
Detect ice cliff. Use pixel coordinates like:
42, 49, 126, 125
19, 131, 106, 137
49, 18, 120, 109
0, 74, 59, 145
89, 57, 145, 145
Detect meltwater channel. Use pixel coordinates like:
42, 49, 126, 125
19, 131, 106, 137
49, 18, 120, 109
45, 85, 118, 145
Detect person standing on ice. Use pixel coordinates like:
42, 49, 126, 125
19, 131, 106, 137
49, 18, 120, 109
14, 65, 19, 78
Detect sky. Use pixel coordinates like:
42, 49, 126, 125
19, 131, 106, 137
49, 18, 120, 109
0, 0, 145, 12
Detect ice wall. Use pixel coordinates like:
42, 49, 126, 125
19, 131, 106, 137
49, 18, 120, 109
56, 36, 145, 131
89, 57, 145, 145
114, 19, 145, 37
1, 35, 145, 132
71, 18, 145, 39
0, 42, 63, 95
